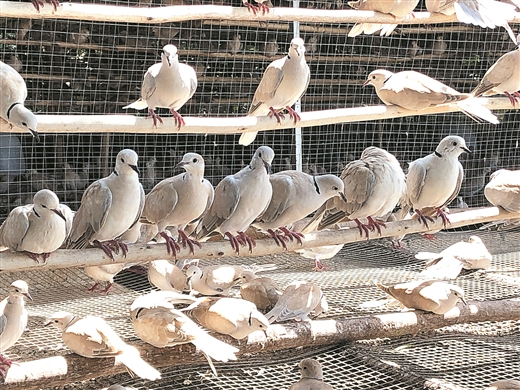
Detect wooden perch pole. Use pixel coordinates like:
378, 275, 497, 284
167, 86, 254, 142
3, 298, 520, 389
1, 206, 519, 273
0, 98, 516, 136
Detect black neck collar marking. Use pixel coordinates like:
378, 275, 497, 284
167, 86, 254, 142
313, 175, 320, 194
6, 102, 21, 119
434, 150, 442, 158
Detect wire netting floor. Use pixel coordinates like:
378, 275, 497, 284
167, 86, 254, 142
1, 229, 519, 389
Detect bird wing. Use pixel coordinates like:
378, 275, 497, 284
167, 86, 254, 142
0, 205, 31, 250
142, 179, 179, 225
256, 174, 294, 224
248, 62, 284, 115
141, 63, 161, 101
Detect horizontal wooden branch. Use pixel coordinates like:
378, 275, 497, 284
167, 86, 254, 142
0, 98, 516, 135
4, 298, 520, 389
0, 206, 519, 273
2, 2, 520, 25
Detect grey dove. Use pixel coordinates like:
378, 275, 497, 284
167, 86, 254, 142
46, 311, 161, 380
289, 358, 333, 390
124, 45, 197, 129
67, 149, 145, 260
253, 170, 346, 249
243, 0, 273, 15
294, 243, 344, 271
240, 272, 281, 311
141, 153, 214, 257
364, 69, 499, 124
486, 380, 520, 389
376, 280, 466, 314
182, 296, 269, 339
0, 189, 70, 264
239, 39, 310, 146
148, 259, 187, 292
130, 291, 238, 376
471, 45, 520, 107
485, 169, 520, 213
195, 146, 274, 254
302, 147, 406, 239
432, 35, 448, 56
266, 280, 328, 323
0, 280, 32, 378
0, 61, 38, 140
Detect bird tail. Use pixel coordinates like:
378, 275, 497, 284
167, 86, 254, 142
239, 131, 258, 146
414, 252, 441, 261
123, 99, 148, 110
348, 23, 398, 37
265, 306, 282, 324
191, 332, 239, 369
116, 345, 161, 380
456, 100, 499, 124
300, 206, 327, 234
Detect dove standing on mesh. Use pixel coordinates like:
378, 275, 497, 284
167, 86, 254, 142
124, 45, 197, 130
240, 272, 282, 311
45, 311, 161, 380
239, 39, 310, 146
195, 146, 274, 254
485, 169, 520, 213
148, 259, 188, 292
376, 280, 466, 314
347, 0, 420, 37
289, 358, 333, 390
403, 136, 470, 229
0, 189, 71, 264
130, 291, 238, 377
471, 43, 520, 107
83, 263, 143, 294
66, 149, 145, 260
363, 69, 499, 124
253, 171, 346, 249
0, 61, 39, 140
302, 147, 406, 239
140, 153, 214, 257
243, 0, 273, 15
295, 243, 345, 271
0, 281, 32, 379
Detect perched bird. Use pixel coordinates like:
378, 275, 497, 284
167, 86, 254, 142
376, 280, 466, 314
263, 37, 279, 57
294, 243, 345, 271
302, 147, 406, 239
0, 280, 32, 379
363, 69, 499, 124
243, 0, 273, 15
30, 0, 59, 12
0, 61, 39, 140
432, 35, 448, 56
66, 149, 145, 260
485, 169, 520, 213
289, 358, 333, 390
45, 311, 161, 380
471, 45, 520, 107
130, 291, 238, 376
240, 38, 310, 146
240, 272, 281, 311
148, 259, 187, 292
226, 34, 242, 55
143, 156, 157, 189
124, 45, 197, 129
265, 281, 328, 323
182, 296, 269, 339
408, 41, 423, 58
0, 189, 70, 264
195, 146, 274, 254
253, 171, 346, 249
486, 380, 520, 389
141, 153, 214, 257
306, 35, 319, 57
186, 264, 248, 296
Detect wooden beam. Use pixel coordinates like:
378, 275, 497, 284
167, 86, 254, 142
0, 206, 519, 273
3, 298, 520, 389
0, 97, 516, 136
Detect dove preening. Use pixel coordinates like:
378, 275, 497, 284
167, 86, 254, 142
485, 169, 520, 213
67, 149, 145, 260
186, 264, 248, 296
364, 69, 499, 124
195, 146, 274, 254
148, 259, 187, 292
124, 45, 197, 129
0, 280, 32, 378
46, 311, 161, 380
240, 272, 282, 311
253, 170, 346, 249
239, 39, 310, 146
0, 61, 39, 140
141, 153, 214, 257
289, 358, 333, 390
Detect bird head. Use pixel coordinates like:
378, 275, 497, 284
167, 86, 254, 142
44, 311, 76, 330
288, 37, 306, 58
162, 44, 178, 67
8, 104, 39, 141
177, 152, 205, 175
115, 149, 140, 176
435, 136, 472, 158
363, 69, 393, 88
315, 174, 346, 202
33, 189, 66, 221
251, 146, 275, 173
9, 280, 32, 301
298, 358, 324, 380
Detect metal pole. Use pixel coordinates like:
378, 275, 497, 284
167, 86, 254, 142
293, 0, 302, 172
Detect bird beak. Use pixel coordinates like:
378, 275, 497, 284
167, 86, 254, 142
460, 297, 468, 306
339, 192, 347, 202
130, 164, 140, 174
461, 146, 472, 154
24, 292, 33, 301
44, 319, 52, 326
362, 79, 370, 87
262, 159, 271, 174
31, 130, 40, 142
52, 208, 66, 221
177, 161, 188, 168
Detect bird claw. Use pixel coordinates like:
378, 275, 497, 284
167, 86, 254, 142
366, 216, 386, 235
279, 227, 304, 245
415, 210, 435, 229
160, 232, 181, 258
354, 219, 371, 239
267, 228, 289, 250
178, 230, 202, 255
505, 92, 519, 107
23, 251, 41, 264
238, 231, 256, 253
148, 109, 164, 128
244, 1, 260, 15
435, 207, 450, 228
285, 106, 301, 125
170, 109, 185, 130
225, 232, 241, 254
258, 3, 270, 14
268, 107, 285, 124
313, 259, 329, 272
93, 240, 126, 260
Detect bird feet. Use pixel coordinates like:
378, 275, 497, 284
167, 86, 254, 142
415, 210, 435, 229
159, 231, 181, 258
224, 231, 256, 254
178, 229, 202, 255
243, 1, 260, 15
93, 240, 128, 260
435, 207, 451, 228
87, 281, 114, 294
366, 216, 386, 235
313, 259, 329, 272
170, 109, 186, 130
258, 2, 270, 14
0, 354, 14, 379
267, 229, 288, 249
23, 251, 42, 264
31, 0, 58, 12
505, 91, 520, 107
279, 227, 304, 245
285, 106, 301, 125
267, 227, 304, 250
148, 109, 164, 128
268, 107, 285, 124
354, 218, 371, 239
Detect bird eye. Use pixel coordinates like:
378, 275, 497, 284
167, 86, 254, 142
259, 152, 262, 158
452, 141, 457, 146
15, 289, 19, 293
42, 204, 47, 208
333, 186, 338, 190
121, 158, 125, 163
22, 122, 27, 127
193, 158, 198, 163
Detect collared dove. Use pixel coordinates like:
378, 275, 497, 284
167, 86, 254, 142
264, 37, 279, 57
363, 69, 499, 124
0, 280, 32, 378
195, 146, 274, 254
302, 147, 406, 239
124, 45, 197, 130
239, 39, 310, 146
486, 380, 520, 389
432, 35, 448, 56
182, 296, 269, 339
243, 0, 273, 15
45, 311, 161, 380
347, 0, 419, 37
253, 170, 346, 249
485, 169, 520, 213
141, 153, 214, 257
130, 291, 238, 376
0, 61, 38, 140
240, 272, 281, 311
376, 280, 466, 314
148, 259, 187, 292
66, 149, 145, 260
408, 41, 423, 58
186, 264, 248, 296
471, 45, 520, 107
265, 280, 328, 323
0, 189, 70, 264
84, 263, 143, 293
289, 358, 333, 390
403, 136, 470, 230
426, 0, 518, 43
294, 243, 344, 271
226, 34, 242, 55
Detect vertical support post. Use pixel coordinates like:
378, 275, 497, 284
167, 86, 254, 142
293, 0, 303, 172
